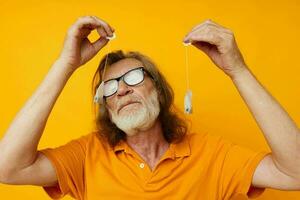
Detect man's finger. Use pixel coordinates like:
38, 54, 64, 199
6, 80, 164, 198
185, 27, 223, 47
184, 19, 218, 40
80, 28, 93, 38
91, 16, 115, 36
96, 26, 108, 38
183, 22, 213, 43
76, 16, 100, 29
184, 20, 230, 43
92, 37, 109, 53
184, 25, 217, 44
74, 16, 113, 38
190, 19, 213, 32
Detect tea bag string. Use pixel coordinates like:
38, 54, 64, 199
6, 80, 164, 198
185, 44, 190, 91
94, 33, 116, 104
102, 32, 116, 82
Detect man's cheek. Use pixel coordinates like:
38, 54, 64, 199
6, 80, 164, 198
105, 100, 115, 111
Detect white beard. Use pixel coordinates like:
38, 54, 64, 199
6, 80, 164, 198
110, 89, 160, 136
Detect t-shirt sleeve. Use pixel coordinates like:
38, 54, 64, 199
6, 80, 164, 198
37, 134, 90, 199
220, 140, 270, 199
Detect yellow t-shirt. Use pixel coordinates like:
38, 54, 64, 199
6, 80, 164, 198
38, 131, 269, 200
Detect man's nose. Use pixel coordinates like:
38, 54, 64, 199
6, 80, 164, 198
117, 80, 132, 96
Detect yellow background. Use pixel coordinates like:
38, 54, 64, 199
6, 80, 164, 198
0, 0, 299, 199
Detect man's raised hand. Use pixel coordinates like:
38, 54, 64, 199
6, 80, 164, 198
58, 16, 115, 72
183, 19, 247, 78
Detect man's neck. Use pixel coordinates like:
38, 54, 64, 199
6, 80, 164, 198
126, 120, 169, 170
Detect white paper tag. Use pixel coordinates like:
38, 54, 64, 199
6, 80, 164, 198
106, 32, 116, 40
183, 41, 191, 46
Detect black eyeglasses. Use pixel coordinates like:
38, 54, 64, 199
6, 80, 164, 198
103, 67, 152, 98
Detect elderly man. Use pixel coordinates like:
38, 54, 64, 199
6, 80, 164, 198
0, 16, 299, 200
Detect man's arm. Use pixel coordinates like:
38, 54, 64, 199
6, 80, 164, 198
231, 67, 300, 190
0, 16, 114, 185
183, 19, 300, 190
0, 57, 73, 184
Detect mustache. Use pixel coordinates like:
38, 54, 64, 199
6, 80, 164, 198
116, 95, 142, 113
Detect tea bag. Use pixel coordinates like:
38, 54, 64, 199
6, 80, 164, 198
184, 89, 192, 113
183, 41, 193, 114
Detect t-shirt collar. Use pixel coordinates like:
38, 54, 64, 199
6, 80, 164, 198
112, 134, 191, 159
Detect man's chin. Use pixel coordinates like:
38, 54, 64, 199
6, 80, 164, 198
118, 110, 137, 116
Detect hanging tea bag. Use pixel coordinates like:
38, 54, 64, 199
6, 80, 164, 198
94, 81, 105, 104
183, 41, 193, 114
184, 89, 192, 114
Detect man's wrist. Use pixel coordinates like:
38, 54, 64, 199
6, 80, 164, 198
53, 58, 76, 76
229, 64, 251, 81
